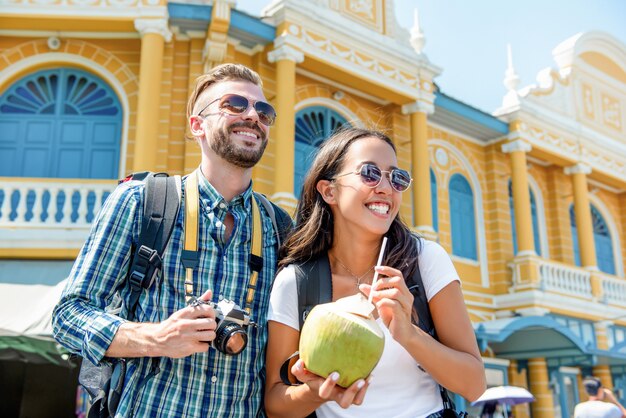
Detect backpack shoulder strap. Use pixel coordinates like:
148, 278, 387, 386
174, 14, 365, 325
295, 253, 332, 329
406, 262, 436, 337
253, 192, 293, 247
126, 172, 181, 320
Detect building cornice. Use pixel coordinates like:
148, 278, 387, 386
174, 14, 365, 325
2, 1, 167, 19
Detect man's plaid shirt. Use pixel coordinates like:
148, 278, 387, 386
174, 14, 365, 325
53, 173, 281, 417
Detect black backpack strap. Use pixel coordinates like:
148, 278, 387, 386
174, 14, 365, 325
271, 201, 293, 246
296, 253, 332, 330
126, 173, 181, 321
253, 192, 293, 248
406, 261, 436, 337
279, 255, 332, 385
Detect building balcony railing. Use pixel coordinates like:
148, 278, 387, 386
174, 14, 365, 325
0, 177, 117, 251
600, 272, 626, 306
510, 257, 626, 308
538, 261, 592, 299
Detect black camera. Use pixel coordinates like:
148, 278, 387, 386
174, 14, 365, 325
189, 297, 256, 355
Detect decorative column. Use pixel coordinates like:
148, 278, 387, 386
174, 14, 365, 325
564, 163, 602, 300
184, 32, 206, 173
502, 139, 535, 255
593, 320, 614, 387
402, 102, 435, 240
528, 358, 555, 418
502, 138, 540, 288
508, 361, 531, 418
267, 36, 303, 209
133, 19, 172, 172
565, 163, 596, 268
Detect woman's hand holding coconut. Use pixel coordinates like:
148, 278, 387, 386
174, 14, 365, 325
290, 358, 371, 409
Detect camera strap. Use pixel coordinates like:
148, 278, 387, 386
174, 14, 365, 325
182, 170, 200, 304
182, 169, 263, 313
245, 196, 263, 314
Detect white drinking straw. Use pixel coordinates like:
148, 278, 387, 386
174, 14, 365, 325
368, 236, 388, 303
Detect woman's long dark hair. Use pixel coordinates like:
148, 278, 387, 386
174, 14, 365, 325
279, 127, 421, 280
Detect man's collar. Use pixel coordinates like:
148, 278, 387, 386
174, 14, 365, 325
194, 169, 252, 212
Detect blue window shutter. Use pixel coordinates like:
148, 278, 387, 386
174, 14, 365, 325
450, 174, 477, 260
508, 181, 542, 256
294, 106, 348, 197
591, 205, 615, 275
0, 68, 122, 179
530, 190, 541, 255
508, 181, 518, 255
570, 205, 581, 266
430, 169, 438, 232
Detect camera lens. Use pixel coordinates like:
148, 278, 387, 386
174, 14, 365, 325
214, 323, 248, 355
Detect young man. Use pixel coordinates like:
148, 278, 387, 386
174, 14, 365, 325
574, 376, 626, 418
53, 63, 288, 417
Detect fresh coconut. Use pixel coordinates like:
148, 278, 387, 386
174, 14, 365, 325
299, 294, 384, 388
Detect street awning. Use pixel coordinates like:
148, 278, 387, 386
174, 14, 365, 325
475, 316, 591, 361
0, 280, 69, 365
475, 315, 626, 367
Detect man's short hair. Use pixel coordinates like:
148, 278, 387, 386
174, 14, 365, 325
583, 376, 602, 396
185, 63, 263, 129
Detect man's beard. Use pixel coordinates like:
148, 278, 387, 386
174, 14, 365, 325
208, 122, 268, 168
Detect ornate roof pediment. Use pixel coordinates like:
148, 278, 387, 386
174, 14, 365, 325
496, 32, 626, 188
512, 32, 626, 140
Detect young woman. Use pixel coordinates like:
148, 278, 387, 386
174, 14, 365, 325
265, 128, 485, 418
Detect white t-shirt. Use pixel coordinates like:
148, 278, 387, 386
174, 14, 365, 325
268, 239, 460, 418
574, 400, 622, 418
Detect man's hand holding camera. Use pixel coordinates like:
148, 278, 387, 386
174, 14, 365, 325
106, 289, 217, 359
152, 289, 218, 358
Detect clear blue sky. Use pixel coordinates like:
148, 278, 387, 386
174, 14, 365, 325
236, 0, 626, 114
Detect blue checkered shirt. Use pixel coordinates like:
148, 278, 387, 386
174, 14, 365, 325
53, 173, 281, 417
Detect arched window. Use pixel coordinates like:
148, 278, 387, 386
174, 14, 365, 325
508, 180, 541, 255
570, 204, 616, 274
0, 68, 122, 179
294, 106, 348, 197
431, 169, 438, 232
449, 174, 477, 260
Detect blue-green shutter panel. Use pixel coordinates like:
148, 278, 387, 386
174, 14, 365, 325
570, 204, 615, 274
508, 181, 542, 256
0, 68, 122, 179
570, 205, 582, 267
591, 205, 615, 274
449, 174, 477, 260
430, 169, 438, 232
294, 106, 348, 197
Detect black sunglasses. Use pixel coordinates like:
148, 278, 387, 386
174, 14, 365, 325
335, 163, 413, 192
197, 93, 277, 126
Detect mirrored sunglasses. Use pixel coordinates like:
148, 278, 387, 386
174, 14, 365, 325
198, 93, 277, 126
335, 163, 413, 192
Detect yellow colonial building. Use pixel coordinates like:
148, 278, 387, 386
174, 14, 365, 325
1, 1, 625, 417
